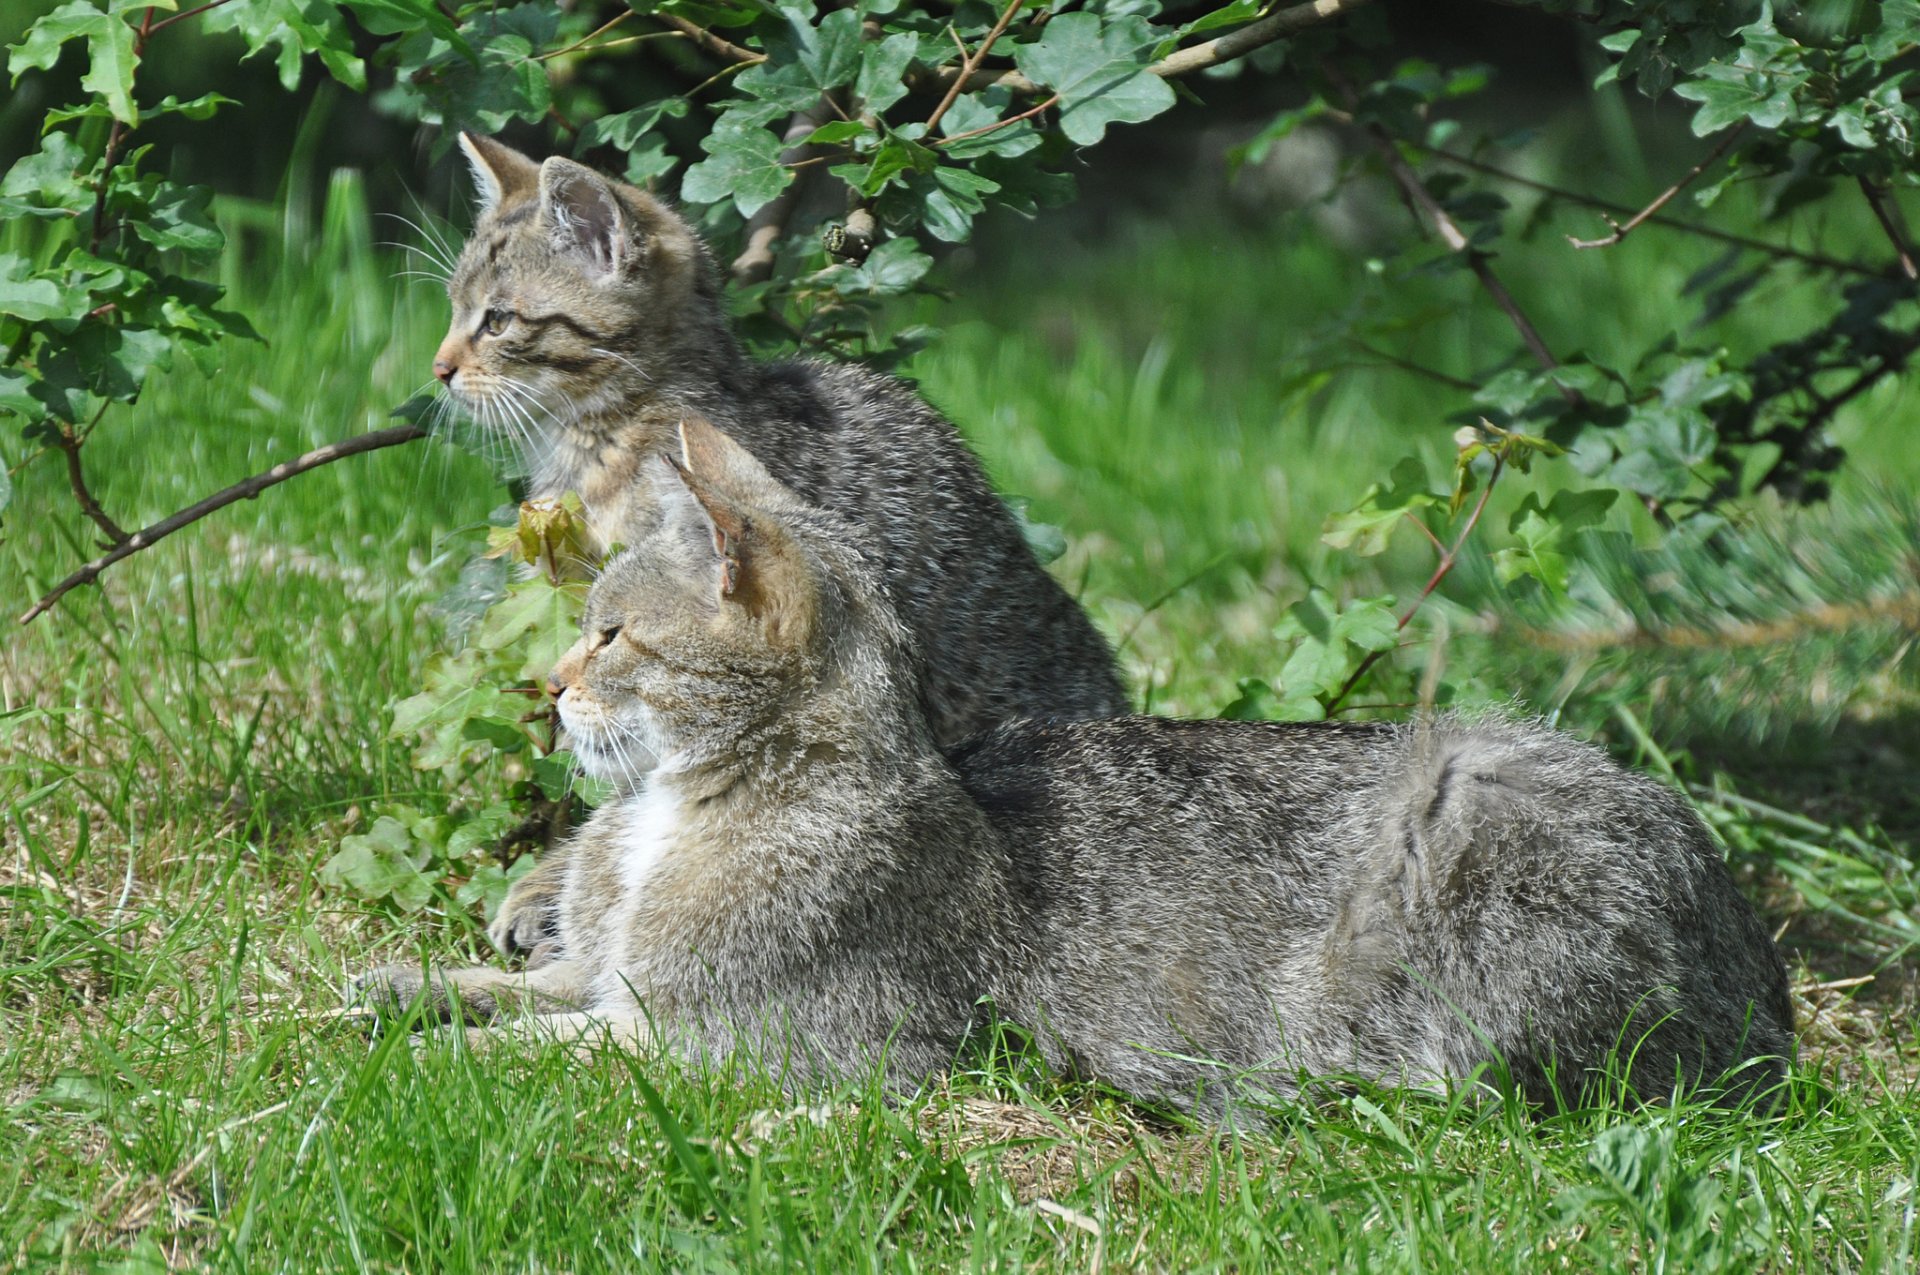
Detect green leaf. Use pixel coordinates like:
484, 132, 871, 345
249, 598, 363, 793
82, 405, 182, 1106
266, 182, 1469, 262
915, 166, 999, 243
445, 802, 518, 862
1013, 13, 1177, 147
340, 0, 473, 60
204, 0, 366, 93
472, 577, 587, 682
320, 815, 437, 911
735, 7, 864, 109
390, 652, 532, 770
10, 2, 142, 125
130, 181, 224, 258
576, 97, 689, 153
855, 31, 918, 115
680, 114, 795, 216
0, 131, 92, 210
0, 274, 75, 324
44, 91, 238, 130
1321, 457, 1439, 556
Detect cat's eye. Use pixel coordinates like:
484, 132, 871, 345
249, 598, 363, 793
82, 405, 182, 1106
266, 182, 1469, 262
479, 307, 513, 337
597, 625, 622, 647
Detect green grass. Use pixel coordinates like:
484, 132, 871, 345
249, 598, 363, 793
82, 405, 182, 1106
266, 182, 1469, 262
4, 145, 1920, 1269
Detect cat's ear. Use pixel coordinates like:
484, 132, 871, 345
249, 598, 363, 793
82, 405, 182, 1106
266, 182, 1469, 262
676, 416, 791, 509
654, 454, 813, 643
458, 132, 539, 215
656, 453, 748, 599
539, 158, 628, 280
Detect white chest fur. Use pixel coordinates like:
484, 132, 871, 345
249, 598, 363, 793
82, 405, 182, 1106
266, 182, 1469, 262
616, 781, 684, 898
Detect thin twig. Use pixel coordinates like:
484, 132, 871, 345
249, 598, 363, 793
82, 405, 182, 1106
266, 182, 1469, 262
1568, 123, 1748, 250
56, 408, 128, 547
925, 0, 1027, 136
533, 9, 632, 61
935, 94, 1059, 148
22, 425, 428, 625
655, 14, 762, 68
1858, 176, 1920, 281
145, 0, 235, 37
1323, 455, 1506, 714
1343, 337, 1479, 391
1404, 137, 1880, 278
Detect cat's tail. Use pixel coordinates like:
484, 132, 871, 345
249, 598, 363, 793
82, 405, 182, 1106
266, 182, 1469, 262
1338, 715, 1794, 1107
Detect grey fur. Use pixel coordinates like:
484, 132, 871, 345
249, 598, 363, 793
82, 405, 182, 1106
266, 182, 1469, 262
356, 440, 1794, 1113
436, 135, 1125, 956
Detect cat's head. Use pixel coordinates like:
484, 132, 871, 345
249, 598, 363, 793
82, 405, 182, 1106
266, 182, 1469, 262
432, 133, 717, 440
551, 418, 916, 783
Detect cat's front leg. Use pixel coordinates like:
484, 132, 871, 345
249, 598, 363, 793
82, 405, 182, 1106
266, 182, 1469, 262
465, 1008, 647, 1056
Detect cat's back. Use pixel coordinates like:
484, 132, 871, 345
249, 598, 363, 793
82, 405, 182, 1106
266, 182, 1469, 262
728, 358, 1129, 742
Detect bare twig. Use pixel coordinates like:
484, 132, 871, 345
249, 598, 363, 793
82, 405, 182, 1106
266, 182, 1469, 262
533, 8, 632, 61
1323, 454, 1506, 714
926, 0, 1027, 135
1569, 123, 1748, 250
55, 410, 128, 547
22, 424, 429, 625
1858, 176, 1920, 281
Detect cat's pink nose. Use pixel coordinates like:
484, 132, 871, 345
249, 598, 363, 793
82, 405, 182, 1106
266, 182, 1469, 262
433, 358, 456, 383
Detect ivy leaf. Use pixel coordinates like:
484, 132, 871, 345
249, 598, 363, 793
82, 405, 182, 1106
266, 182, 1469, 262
1270, 590, 1400, 703
680, 114, 794, 216
1672, 78, 1766, 137
1013, 12, 1178, 147
1220, 676, 1325, 723
1493, 489, 1618, 594
391, 652, 531, 769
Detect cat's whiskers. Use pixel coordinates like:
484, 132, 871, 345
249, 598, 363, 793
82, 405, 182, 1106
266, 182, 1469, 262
379, 210, 460, 277
380, 240, 455, 283
591, 347, 653, 384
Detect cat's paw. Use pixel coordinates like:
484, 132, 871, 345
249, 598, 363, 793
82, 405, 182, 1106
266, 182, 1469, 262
348, 965, 498, 1026
489, 882, 560, 960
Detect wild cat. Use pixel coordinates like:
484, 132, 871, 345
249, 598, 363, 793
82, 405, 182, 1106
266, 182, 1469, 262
357, 420, 1794, 1113
431, 134, 1125, 953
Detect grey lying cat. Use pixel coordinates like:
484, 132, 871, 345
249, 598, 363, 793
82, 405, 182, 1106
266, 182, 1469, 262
357, 420, 1794, 1112
432, 134, 1125, 954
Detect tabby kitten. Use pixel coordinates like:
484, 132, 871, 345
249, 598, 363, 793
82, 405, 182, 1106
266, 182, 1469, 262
359, 421, 1794, 1112
433, 133, 1125, 955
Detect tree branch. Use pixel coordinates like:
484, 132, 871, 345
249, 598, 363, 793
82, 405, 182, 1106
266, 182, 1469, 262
1568, 123, 1747, 250
1152, 0, 1374, 80
21, 424, 429, 625
1327, 68, 1568, 384
654, 14, 761, 68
